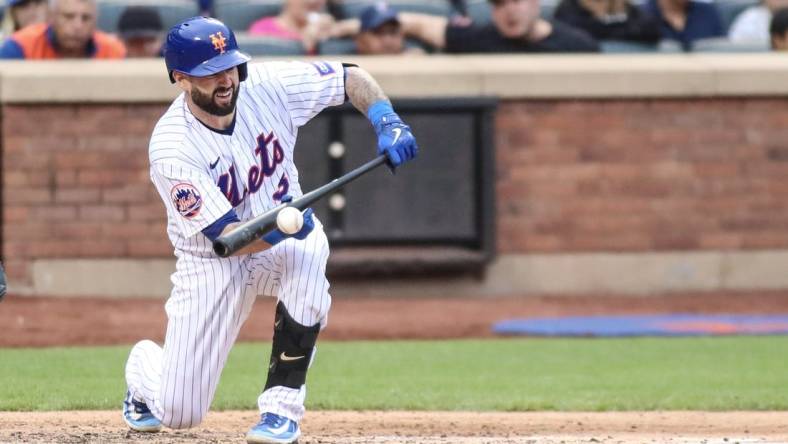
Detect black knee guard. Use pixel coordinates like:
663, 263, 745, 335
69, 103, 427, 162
264, 301, 320, 390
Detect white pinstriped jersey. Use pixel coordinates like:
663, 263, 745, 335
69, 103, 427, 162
149, 61, 345, 255
126, 60, 343, 426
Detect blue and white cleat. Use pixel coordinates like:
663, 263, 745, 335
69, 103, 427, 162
246, 412, 300, 444
122, 390, 162, 432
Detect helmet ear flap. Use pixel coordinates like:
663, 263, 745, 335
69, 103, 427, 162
237, 63, 248, 82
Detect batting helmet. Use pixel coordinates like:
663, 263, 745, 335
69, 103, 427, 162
164, 16, 251, 84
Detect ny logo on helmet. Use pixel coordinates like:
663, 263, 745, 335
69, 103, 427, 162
210, 32, 227, 54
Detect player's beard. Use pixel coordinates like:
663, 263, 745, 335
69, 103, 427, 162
191, 84, 240, 117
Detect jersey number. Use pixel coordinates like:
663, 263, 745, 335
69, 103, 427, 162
273, 173, 289, 201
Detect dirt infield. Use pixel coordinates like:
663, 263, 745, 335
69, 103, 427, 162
3, 290, 788, 443
1, 411, 788, 443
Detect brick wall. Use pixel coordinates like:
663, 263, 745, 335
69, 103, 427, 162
496, 99, 788, 254
5, 98, 788, 287
2, 104, 171, 285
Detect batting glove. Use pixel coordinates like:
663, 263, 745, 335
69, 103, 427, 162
368, 100, 418, 171
261, 196, 315, 246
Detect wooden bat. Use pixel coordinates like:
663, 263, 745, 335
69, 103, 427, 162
213, 154, 387, 257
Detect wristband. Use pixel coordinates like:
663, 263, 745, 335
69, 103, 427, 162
367, 100, 395, 128
261, 229, 287, 246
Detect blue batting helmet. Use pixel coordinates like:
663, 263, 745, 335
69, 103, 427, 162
164, 16, 251, 84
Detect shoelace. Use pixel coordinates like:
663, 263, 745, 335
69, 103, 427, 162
132, 399, 151, 415
260, 413, 285, 428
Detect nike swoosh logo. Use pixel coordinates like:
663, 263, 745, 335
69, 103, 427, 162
392, 127, 402, 145
268, 421, 292, 435
209, 157, 220, 169
280, 352, 305, 362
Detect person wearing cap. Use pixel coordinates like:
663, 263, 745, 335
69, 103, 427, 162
354, 2, 423, 54
0, 0, 125, 58
1, 0, 48, 37
398, 0, 599, 52
117, 5, 164, 57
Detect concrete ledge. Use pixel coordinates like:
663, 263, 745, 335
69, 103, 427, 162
30, 259, 175, 298
483, 251, 788, 295
2, 54, 788, 103
19, 250, 788, 297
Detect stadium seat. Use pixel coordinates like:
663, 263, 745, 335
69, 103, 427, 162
334, 0, 453, 19
405, 38, 432, 52
318, 37, 357, 54
599, 39, 659, 53
466, 0, 558, 20
691, 36, 770, 51
235, 33, 306, 55
716, 0, 760, 32
214, 0, 284, 31
317, 37, 428, 55
541, 0, 559, 18
658, 39, 685, 52
466, 0, 491, 23
389, 0, 453, 15
96, 0, 198, 33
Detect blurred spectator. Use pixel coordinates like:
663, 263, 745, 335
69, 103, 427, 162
554, 0, 661, 43
0, 0, 125, 58
399, 0, 599, 53
729, 0, 788, 44
1, 0, 48, 37
355, 2, 423, 54
247, 0, 353, 53
117, 5, 163, 57
769, 6, 788, 48
642, 0, 724, 50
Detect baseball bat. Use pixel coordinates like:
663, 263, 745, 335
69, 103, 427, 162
213, 154, 388, 257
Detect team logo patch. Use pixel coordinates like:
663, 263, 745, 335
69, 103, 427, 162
311, 61, 335, 76
210, 31, 227, 54
171, 183, 203, 219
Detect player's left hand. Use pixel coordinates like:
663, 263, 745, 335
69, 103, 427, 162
261, 196, 315, 246
290, 208, 315, 240
374, 113, 418, 171
281, 195, 315, 240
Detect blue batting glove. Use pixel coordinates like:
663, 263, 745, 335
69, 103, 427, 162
368, 100, 418, 171
261, 196, 315, 246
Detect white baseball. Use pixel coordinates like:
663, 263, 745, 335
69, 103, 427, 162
276, 207, 304, 235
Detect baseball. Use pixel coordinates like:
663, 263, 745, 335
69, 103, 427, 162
276, 206, 304, 235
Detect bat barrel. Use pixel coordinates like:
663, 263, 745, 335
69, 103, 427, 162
212, 226, 256, 257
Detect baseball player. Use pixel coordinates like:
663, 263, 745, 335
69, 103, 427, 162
122, 16, 418, 444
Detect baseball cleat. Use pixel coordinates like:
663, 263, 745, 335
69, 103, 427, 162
122, 390, 162, 432
246, 412, 300, 444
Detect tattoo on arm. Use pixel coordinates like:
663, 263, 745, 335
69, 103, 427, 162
344, 66, 388, 115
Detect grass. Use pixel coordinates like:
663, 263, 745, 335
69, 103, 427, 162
1, 337, 787, 411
